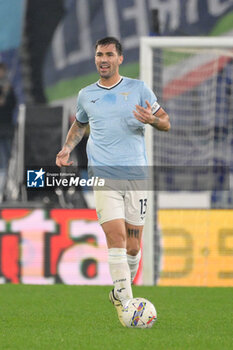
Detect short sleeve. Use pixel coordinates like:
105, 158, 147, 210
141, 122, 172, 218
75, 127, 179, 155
141, 82, 160, 114
76, 90, 88, 124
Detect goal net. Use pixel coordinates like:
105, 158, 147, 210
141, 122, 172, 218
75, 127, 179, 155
140, 37, 233, 285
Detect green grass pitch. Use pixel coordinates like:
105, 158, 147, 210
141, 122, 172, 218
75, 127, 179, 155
0, 285, 232, 350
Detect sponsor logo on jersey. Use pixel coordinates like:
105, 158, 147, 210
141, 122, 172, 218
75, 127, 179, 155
91, 98, 100, 103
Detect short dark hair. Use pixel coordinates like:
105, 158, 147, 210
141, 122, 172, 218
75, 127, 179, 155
95, 37, 123, 56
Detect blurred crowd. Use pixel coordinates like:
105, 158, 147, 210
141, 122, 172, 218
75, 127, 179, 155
0, 63, 17, 201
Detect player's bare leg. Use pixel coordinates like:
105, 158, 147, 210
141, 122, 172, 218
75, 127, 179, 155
126, 223, 143, 283
103, 218, 126, 249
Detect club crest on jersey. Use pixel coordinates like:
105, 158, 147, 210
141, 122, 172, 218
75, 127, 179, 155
120, 92, 130, 101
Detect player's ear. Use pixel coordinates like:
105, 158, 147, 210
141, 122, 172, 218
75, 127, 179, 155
119, 55, 124, 65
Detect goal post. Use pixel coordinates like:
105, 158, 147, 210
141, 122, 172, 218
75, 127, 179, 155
141, 37, 233, 285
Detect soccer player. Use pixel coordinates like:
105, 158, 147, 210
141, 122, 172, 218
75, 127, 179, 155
56, 37, 170, 326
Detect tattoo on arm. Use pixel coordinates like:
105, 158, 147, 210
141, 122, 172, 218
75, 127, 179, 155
150, 111, 170, 131
151, 116, 160, 129
127, 228, 139, 238
65, 120, 88, 151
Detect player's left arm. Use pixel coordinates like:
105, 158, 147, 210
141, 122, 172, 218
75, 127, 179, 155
133, 100, 170, 131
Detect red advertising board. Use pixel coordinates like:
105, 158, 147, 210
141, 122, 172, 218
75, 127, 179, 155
0, 209, 142, 285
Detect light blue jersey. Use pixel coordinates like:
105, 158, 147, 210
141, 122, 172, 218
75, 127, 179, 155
76, 77, 159, 178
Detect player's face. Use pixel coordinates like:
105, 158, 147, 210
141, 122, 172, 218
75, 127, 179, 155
95, 44, 123, 80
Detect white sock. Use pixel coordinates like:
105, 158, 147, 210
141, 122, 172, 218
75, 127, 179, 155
108, 248, 133, 307
127, 249, 141, 284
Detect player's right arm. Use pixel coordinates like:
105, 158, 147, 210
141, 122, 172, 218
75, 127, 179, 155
56, 120, 87, 167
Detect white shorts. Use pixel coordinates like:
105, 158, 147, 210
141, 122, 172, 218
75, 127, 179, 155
94, 180, 148, 226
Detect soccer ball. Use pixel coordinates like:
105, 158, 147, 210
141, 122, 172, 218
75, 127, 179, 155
122, 297, 157, 329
